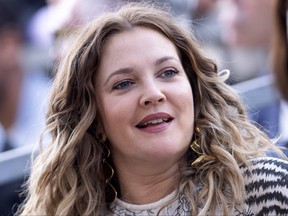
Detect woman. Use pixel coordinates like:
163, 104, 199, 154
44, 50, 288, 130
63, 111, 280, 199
18, 3, 288, 215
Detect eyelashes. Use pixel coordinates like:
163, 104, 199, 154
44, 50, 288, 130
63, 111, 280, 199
113, 80, 134, 90
112, 68, 179, 90
158, 69, 178, 79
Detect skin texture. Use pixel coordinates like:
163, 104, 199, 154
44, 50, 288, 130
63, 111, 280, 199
96, 27, 194, 203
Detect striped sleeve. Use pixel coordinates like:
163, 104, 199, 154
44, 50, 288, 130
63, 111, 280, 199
241, 157, 288, 215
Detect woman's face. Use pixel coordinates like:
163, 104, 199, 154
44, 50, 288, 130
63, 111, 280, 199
96, 27, 194, 164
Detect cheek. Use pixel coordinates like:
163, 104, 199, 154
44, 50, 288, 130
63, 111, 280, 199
176, 83, 194, 111
99, 97, 132, 135
182, 95, 194, 124
178, 84, 194, 126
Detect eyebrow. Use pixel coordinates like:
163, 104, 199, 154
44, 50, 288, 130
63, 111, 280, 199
155, 56, 178, 66
104, 68, 133, 86
104, 56, 179, 86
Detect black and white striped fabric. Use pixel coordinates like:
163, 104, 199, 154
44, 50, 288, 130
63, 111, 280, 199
240, 157, 288, 215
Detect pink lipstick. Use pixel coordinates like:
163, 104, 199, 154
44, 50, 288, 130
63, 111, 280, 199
136, 112, 173, 133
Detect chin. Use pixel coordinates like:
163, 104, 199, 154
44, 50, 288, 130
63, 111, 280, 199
148, 144, 188, 161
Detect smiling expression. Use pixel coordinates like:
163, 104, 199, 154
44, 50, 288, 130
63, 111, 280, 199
96, 27, 194, 164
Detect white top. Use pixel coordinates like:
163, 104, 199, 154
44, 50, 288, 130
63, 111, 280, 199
110, 189, 192, 216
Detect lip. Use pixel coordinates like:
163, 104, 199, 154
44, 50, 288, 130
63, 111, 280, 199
136, 112, 173, 133
137, 112, 173, 125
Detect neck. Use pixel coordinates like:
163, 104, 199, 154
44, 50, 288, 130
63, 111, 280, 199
114, 158, 182, 204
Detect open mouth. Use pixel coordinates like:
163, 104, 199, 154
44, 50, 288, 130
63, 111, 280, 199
136, 118, 173, 128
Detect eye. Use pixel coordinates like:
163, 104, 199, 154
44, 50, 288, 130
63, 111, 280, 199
158, 69, 178, 79
113, 80, 134, 90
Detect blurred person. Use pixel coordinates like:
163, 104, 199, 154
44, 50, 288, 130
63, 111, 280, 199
218, 0, 277, 83
271, 0, 288, 147
30, 0, 139, 65
219, 0, 275, 48
0, 3, 50, 152
27, 0, 77, 49
0, 0, 50, 215
191, 0, 216, 18
26, 0, 79, 77
17, 3, 288, 216
218, 0, 280, 138
271, 0, 288, 100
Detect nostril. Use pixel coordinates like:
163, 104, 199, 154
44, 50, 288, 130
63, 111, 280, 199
144, 101, 150, 106
140, 90, 166, 106
143, 96, 165, 106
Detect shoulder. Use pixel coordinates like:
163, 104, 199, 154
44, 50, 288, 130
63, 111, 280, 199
240, 157, 288, 179
240, 157, 288, 215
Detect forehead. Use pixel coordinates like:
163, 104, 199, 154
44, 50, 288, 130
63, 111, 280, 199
100, 26, 179, 63
95, 26, 182, 84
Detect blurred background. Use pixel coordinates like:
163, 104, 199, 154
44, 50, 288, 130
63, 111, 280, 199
0, 0, 286, 215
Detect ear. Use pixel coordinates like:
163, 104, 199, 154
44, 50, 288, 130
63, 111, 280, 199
100, 132, 107, 142
95, 110, 107, 141
96, 122, 107, 142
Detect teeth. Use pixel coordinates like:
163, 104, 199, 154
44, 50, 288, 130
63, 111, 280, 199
144, 118, 168, 126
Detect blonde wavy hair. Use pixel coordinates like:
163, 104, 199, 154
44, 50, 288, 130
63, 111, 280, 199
18, 3, 285, 216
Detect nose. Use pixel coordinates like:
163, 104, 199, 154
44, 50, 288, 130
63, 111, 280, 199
140, 82, 166, 106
